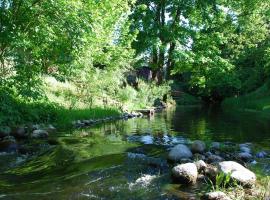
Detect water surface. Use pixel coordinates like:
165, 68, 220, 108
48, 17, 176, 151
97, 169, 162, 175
0, 106, 270, 199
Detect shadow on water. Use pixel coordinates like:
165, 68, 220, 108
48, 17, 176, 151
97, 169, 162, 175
0, 106, 270, 199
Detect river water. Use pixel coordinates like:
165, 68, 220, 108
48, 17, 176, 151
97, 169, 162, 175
0, 106, 270, 199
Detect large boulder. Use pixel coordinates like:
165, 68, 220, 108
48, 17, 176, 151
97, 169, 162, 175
172, 163, 198, 184
191, 140, 206, 153
201, 191, 232, 200
168, 144, 193, 161
218, 161, 256, 187
32, 129, 49, 139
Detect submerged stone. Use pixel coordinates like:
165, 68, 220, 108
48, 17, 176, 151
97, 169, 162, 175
191, 140, 206, 153
237, 152, 253, 162
168, 144, 193, 161
256, 151, 267, 158
210, 142, 221, 150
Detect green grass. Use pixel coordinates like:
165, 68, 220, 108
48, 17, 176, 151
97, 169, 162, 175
222, 82, 270, 113
0, 86, 120, 128
55, 107, 120, 128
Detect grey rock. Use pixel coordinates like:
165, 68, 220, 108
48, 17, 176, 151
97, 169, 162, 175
32, 129, 49, 139
172, 163, 198, 184
195, 160, 207, 173
211, 142, 221, 150
240, 146, 251, 154
237, 152, 253, 162
205, 151, 213, 157
218, 161, 256, 187
168, 144, 193, 161
256, 151, 267, 158
191, 140, 206, 153
239, 143, 252, 148
201, 191, 232, 200
207, 154, 224, 163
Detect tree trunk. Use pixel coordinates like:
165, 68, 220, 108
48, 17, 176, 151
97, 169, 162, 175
166, 5, 181, 80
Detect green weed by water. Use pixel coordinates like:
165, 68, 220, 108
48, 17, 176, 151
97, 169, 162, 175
55, 107, 120, 129
208, 172, 235, 191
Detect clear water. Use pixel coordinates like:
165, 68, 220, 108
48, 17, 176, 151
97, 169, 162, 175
0, 106, 270, 199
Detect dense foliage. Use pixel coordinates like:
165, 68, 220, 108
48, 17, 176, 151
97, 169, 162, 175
1, 0, 270, 125
130, 0, 270, 101
0, 0, 171, 126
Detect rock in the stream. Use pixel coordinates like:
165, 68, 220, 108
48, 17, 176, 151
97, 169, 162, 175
210, 142, 221, 150
240, 146, 251, 154
237, 152, 253, 162
195, 160, 207, 173
256, 151, 267, 158
191, 140, 206, 153
218, 161, 256, 187
201, 191, 232, 200
172, 163, 198, 184
168, 144, 193, 161
32, 129, 49, 139
127, 152, 167, 168
207, 154, 224, 163
0, 126, 11, 138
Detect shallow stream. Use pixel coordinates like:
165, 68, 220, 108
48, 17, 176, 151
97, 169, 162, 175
0, 106, 270, 199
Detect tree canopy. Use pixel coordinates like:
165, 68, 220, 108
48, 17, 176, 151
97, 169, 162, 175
1, 0, 269, 102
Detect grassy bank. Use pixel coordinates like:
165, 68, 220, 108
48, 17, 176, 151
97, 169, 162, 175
0, 75, 171, 128
222, 82, 270, 115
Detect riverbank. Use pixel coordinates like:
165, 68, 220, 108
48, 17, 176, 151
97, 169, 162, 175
0, 75, 173, 128
222, 83, 270, 118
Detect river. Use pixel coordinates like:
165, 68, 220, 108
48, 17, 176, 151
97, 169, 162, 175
0, 106, 269, 199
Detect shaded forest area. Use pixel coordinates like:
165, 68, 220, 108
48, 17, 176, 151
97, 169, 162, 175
0, 0, 270, 126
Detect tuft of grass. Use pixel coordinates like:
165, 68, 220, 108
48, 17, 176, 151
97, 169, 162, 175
55, 107, 120, 129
